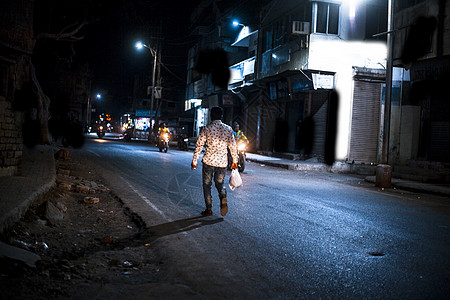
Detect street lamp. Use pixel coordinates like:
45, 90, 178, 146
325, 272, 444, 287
135, 40, 158, 128
232, 20, 245, 27
87, 93, 102, 129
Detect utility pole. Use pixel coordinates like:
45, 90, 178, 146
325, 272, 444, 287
153, 23, 163, 128
376, 0, 395, 188
150, 46, 157, 128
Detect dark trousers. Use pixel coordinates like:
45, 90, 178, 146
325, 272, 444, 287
202, 163, 227, 209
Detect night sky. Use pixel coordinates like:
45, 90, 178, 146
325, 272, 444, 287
34, 0, 201, 118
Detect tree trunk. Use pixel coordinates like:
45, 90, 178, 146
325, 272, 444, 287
30, 62, 52, 144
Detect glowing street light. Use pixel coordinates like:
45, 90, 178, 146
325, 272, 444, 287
232, 20, 245, 27
135, 40, 158, 127
135, 41, 144, 50
96, 94, 102, 100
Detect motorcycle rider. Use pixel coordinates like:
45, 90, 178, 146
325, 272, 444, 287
158, 122, 170, 151
227, 122, 248, 170
232, 122, 248, 143
158, 122, 170, 139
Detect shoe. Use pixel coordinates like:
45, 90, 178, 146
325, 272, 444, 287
220, 198, 228, 216
201, 208, 212, 216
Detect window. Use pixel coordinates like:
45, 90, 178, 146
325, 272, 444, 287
365, 3, 387, 40
0, 66, 7, 97
315, 2, 339, 34
396, 0, 426, 12
263, 30, 272, 52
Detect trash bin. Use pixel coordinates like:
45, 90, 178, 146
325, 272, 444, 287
375, 164, 392, 188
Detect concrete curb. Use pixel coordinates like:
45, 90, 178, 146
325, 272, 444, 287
365, 176, 450, 197
246, 155, 359, 173
246, 153, 450, 197
0, 146, 56, 233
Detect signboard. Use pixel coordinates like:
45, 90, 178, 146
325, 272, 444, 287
154, 87, 162, 99
147, 86, 163, 99
135, 118, 151, 131
222, 94, 233, 106
179, 117, 193, 122
136, 110, 151, 117
312, 73, 334, 90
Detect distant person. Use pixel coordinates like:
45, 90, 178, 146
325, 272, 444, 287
232, 122, 248, 143
191, 107, 238, 217
158, 122, 170, 135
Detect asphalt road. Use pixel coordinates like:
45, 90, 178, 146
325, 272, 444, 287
74, 134, 450, 299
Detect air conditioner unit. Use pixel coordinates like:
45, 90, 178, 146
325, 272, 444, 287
292, 21, 310, 35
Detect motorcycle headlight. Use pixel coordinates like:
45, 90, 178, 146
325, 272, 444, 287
237, 143, 246, 151
99, 126, 103, 130
184, 138, 189, 142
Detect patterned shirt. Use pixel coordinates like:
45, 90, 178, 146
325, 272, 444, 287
193, 120, 238, 168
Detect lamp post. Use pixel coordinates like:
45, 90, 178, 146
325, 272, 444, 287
375, 0, 395, 188
135, 41, 158, 129
86, 93, 102, 129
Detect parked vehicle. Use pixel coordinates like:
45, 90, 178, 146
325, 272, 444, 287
123, 125, 134, 142
97, 125, 105, 138
177, 134, 189, 151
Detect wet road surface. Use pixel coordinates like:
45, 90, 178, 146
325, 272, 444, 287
74, 134, 450, 298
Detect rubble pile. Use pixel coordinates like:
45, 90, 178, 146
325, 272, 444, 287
56, 169, 110, 195
0, 156, 156, 299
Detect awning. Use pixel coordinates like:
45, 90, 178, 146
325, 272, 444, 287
231, 30, 258, 47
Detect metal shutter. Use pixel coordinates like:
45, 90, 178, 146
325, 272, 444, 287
430, 122, 450, 162
348, 81, 382, 163
311, 91, 329, 157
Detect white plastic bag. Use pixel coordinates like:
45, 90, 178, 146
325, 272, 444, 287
229, 169, 243, 191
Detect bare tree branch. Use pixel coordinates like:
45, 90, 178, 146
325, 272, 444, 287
36, 26, 82, 40
36, 18, 93, 41
30, 62, 52, 144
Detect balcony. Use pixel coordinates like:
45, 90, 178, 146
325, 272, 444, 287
228, 56, 256, 89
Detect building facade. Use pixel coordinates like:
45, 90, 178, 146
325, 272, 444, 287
389, 0, 450, 167
0, 0, 34, 176
187, 0, 391, 163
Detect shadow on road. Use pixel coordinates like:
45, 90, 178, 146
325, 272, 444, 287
144, 216, 223, 239
111, 216, 223, 249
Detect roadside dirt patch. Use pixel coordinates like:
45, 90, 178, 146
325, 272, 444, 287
0, 153, 170, 299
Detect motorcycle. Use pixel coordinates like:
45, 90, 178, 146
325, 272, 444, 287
123, 127, 133, 142
228, 140, 247, 172
236, 141, 246, 172
177, 134, 189, 151
158, 132, 169, 153
97, 126, 105, 138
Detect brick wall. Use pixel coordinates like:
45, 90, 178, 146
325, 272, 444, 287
0, 0, 33, 176
0, 97, 24, 176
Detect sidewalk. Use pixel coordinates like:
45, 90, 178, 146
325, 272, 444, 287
0, 145, 56, 233
246, 153, 450, 198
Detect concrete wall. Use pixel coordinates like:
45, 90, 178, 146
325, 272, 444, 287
399, 105, 421, 164
308, 36, 387, 161
389, 105, 402, 164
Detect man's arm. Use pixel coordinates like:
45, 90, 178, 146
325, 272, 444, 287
192, 128, 206, 169
228, 131, 238, 164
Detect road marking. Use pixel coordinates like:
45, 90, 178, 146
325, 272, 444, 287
120, 176, 169, 220
87, 150, 101, 157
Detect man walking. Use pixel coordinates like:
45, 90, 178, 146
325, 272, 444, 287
191, 107, 238, 216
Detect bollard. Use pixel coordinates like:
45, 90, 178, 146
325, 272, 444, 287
375, 164, 392, 188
